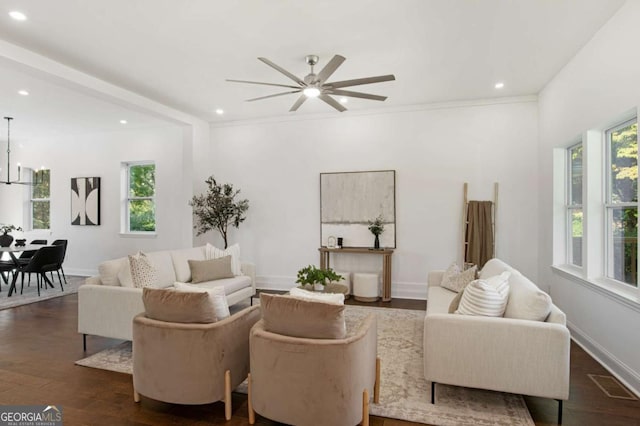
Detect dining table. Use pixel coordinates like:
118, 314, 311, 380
0, 244, 54, 297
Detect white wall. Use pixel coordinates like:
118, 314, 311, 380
0, 124, 193, 275
538, 1, 640, 395
204, 99, 539, 298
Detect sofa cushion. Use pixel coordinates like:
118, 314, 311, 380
174, 282, 230, 320
194, 275, 251, 295
448, 290, 465, 313
289, 287, 345, 305
189, 256, 234, 283
142, 288, 217, 323
171, 246, 206, 282
440, 263, 477, 293
98, 257, 128, 286
504, 273, 553, 321
479, 258, 518, 280
426, 286, 457, 315
129, 252, 158, 288
117, 262, 134, 288
260, 293, 346, 339
456, 272, 510, 317
206, 243, 242, 276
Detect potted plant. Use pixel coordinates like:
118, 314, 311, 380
367, 214, 385, 249
296, 265, 343, 292
189, 176, 249, 249
0, 224, 23, 247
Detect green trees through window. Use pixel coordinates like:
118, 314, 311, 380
31, 169, 50, 230
127, 163, 155, 232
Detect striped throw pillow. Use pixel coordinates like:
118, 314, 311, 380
455, 271, 511, 317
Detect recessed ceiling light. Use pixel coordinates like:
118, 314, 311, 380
215, 109, 224, 115
9, 11, 27, 21
340, 97, 348, 104
18, 90, 29, 96
120, 120, 127, 124
494, 82, 505, 89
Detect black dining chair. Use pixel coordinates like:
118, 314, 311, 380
0, 259, 16, 289
18, 240, 48, 287
51, 240, 68, 284
10, 245, 65, 297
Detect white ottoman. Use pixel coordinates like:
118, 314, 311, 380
353, 273, 379, 302
331, 271, 351, 296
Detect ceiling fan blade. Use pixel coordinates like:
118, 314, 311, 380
319, 94, 347, 112
246, 90, 301, 102
326, 89, 387, 101
226, 79, 301, 89
314, 55, 346, 84
326, 74, 396, 89
258, 57, 305, 86
289, 95, 307, 112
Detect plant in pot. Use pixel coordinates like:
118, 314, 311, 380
0, 224, 23, 247
367, 214, 385, 249
296, 265, 343, 292
189, 176, 249, 249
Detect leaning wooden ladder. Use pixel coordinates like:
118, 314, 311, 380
461, 182, 498, 268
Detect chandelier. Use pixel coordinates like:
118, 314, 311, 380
1, 117, 43, 186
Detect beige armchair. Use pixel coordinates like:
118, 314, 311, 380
248, 314, 380, 426
132, 305, 261, 420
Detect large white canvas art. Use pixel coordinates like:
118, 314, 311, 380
71, 177, 101, 226
320, 170, 396, 248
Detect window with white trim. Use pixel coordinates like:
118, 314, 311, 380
124, 162, 156, 233
605, 119, 637, 287
31, 169, 50, 230
567, 143, 583, 267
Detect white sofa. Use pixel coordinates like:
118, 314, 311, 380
424, 258, 570, 423
78, 245, 256, 344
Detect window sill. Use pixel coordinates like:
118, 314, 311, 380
119, 232, 157, 239
551, 264, 640, 313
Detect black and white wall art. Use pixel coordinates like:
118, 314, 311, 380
71, 177, 101, 226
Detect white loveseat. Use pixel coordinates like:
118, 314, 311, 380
78, 245, 256, 344
424, 258, 570, 423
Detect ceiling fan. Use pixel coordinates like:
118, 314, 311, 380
227, 54, 395, 112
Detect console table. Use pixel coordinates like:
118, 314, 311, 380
318, 247, 394, 302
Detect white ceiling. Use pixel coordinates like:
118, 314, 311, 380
0, 0, 627, 124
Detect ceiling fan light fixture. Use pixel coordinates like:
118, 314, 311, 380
303, 87, 321, 98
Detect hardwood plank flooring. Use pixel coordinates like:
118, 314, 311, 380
0, 290, 638, 425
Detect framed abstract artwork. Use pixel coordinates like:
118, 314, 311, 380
71, 177, 101, 225
320, 170, 396, 248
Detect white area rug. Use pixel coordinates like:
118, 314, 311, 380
0, 274, 83, 311
76, 305, 534, 426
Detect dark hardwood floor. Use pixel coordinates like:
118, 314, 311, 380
0, 290, 638, 425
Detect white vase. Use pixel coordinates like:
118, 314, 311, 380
314, 283, 324, 292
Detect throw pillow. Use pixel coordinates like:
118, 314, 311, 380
142, 288, 217, 323
173, 282, 230, 320
289, 287, 345, 305
206, 243, 242, 276
260, 293, 346, 339
117, 262, 134, 288
188, 256, 234, 283
503, 274, 553, 321
448, 289, 465, 313
440, 263, 477, 293
455, 271, 511, 317
129, 252, 158, 288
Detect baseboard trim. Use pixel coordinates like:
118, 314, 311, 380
568, 320, 640, 398
65, 268, 95, 277
256, 275, 427, 300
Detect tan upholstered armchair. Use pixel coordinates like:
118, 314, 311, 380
132, 305, 261, 420
248, 314, 380, 426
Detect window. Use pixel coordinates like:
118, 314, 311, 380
605, 119, 638, 286
31, 169, 50, 230
125, 162, 156, 233
567, 143, 583, 267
